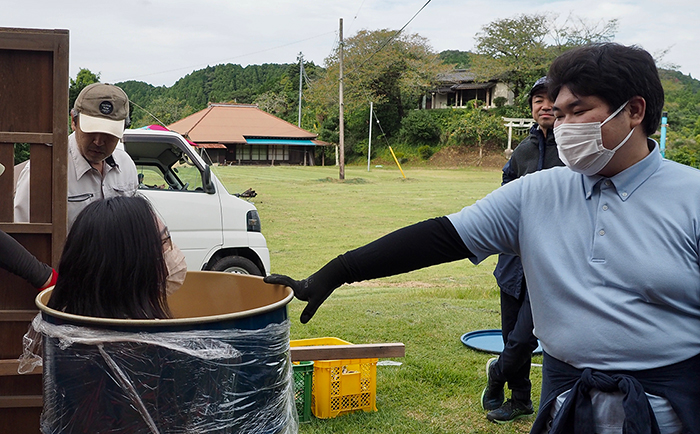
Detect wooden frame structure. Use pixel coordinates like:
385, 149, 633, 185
0, 27, 69, 434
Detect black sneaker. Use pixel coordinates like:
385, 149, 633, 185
480, 357, 504, 411
486, 399, 534, 423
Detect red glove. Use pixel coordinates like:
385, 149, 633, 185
39, 268, 58, 291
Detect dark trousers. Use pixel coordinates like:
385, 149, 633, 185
492, 288, 539, 402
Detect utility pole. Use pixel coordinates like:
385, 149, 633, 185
660, 111, 668, 157
338, 18, 345, 180
297, 52, 303, 127
367, 101, 373, 172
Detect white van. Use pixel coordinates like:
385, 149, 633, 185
122, 129, 270, 275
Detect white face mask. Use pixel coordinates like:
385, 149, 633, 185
554, 101, 635, 176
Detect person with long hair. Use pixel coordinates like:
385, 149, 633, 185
47, 196, 171, 319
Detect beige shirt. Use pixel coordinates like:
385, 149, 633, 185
14, 132, 138, 230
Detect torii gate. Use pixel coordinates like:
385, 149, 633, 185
502, 117, 535, 158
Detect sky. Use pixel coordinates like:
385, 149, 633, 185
3, 0, 698, 87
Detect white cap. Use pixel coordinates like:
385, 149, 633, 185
78, 113, 126, 139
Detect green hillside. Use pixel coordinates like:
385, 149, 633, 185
112, 56, 700, 168
659, 69, 700, 138
117, 62, 321, 127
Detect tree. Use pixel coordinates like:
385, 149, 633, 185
131, 96, 196, 128
659, 68, 700, 168
117, 81, 167, 108
306, 29, 452, 160
472, 13, 617, 101
548, 14, 618, 52
449, 109, 506, 163
399, 110, 441, 145
439, 50, 473, 69
167, 63, 290, 109
69, 68, 100, 110
14, 143, 30, 165
661, 69, 700, 138
254, 91, 289, 118
472, 14, 550, 101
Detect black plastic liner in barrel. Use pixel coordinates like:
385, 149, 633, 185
21, 271, 297, 434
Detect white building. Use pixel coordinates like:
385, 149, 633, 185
426, 70, 514, 109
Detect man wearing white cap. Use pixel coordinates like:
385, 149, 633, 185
15, 83, 186, 294
14, 83, 138, 229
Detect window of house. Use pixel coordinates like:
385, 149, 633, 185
271, 145, 289, 161
250, 145, 266, 161
237, 145, 249, 161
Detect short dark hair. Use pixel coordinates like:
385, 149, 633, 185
48, 196, 170, 319
547, 43, 664, 136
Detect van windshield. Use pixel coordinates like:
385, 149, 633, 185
128, 140, 205, 192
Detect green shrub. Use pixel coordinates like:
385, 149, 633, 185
448, 110, 507, 149
352, 140, 369, 157
666, 136, 700, 168
399, 110, 440, 145
14, 143, 30, 165
666, 146, 698, 168
494, 96, 508, 108
491, 102, 531, 119
465, 99, 485, 109
390, 150, 408, 164
418, 145, 434, 160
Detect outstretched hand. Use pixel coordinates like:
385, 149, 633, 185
264, 273, 336, 324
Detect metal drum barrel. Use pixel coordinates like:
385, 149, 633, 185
32, 271, 296, 434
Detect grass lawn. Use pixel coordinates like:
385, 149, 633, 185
214, 164, 542, 434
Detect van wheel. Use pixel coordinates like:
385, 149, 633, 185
210, 256, 262, 276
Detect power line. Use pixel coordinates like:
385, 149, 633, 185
320, 0, 434, 95
312, 0, 434, 109
129, 100, 167, 128
302, 66, 313, 87
345, 0, 433, 78
350, 0, 369, 28
342, 0, 434, 162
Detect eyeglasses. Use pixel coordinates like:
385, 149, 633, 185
160, 227, 172, 248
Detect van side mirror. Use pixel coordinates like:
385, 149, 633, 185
202, 165, 216, 194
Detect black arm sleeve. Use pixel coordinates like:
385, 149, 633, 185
337, 216, 473, 283
0, 230, 53, 288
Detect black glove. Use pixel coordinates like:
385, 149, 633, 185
263, 217, 474, 323
264, 256, 350, 324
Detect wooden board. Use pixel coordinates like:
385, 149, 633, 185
290, 343, 405, 361
0, 27, 69, 434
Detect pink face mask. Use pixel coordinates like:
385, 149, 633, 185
554, 101, 634, 176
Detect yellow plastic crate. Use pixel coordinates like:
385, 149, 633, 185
290, 337, 378, 419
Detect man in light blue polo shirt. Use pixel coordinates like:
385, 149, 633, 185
265, 43, 699, 433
